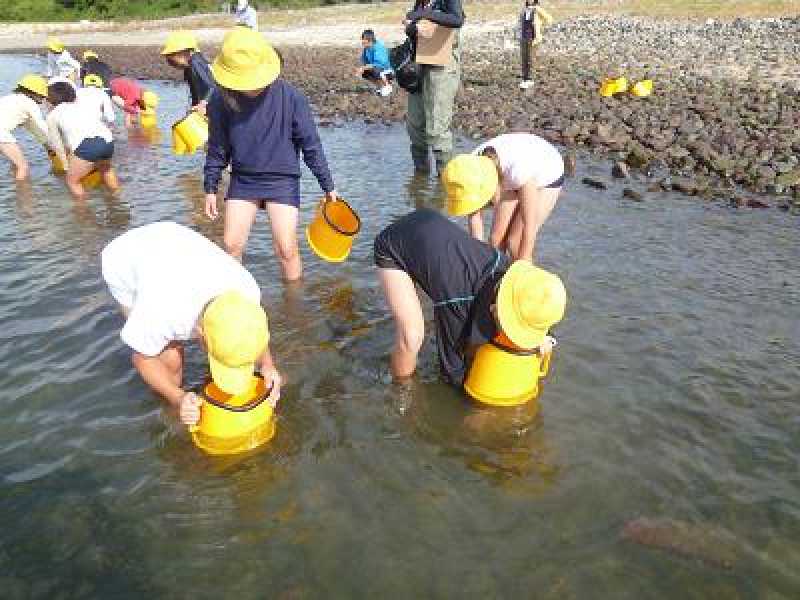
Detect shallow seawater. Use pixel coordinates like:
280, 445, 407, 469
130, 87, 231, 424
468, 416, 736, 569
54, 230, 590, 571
1, 54, 799, 599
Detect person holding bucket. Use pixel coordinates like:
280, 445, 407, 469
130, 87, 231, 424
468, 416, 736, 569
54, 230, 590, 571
0, 75, 50, 181
374, 208, 566, 388
101, 221, 282, 427
160, 31, 217, 115
204, 28, 338, 282
445, 134, 564, 262
46, 81, 119, 199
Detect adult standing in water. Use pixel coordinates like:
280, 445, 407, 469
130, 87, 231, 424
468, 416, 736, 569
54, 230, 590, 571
101, 221, 281, 427
204, 28, 337, 282
404, 0, 465, 174
234, 0, 259, 30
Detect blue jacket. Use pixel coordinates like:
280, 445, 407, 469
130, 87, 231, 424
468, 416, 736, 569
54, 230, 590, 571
204, 79, 334, 194
186, 52, 216, 106
361, 40, 392, 72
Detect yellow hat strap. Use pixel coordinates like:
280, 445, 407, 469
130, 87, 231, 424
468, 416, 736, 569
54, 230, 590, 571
199, 373, 273, 412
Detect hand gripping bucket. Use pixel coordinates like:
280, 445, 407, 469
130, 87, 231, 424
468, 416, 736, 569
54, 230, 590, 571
189, 374, 276, 456
305, 198, 361, 263
464, 335, 553, 407
172, 112, 208, 155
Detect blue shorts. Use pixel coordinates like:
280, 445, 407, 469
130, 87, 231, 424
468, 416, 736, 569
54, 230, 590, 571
226, 172, 301, 209
74, 137, 114, 162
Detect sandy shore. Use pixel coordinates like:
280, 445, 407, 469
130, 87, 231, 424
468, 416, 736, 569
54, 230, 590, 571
3, 12, 800, 209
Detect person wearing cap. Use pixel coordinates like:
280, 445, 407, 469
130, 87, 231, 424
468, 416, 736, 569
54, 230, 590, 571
0, 75, 50, 181
160, 31, 216, 115
101, 221, 282, 427
234, 0, 258, 30
374, 208, 566, 385
80, 50, 113, 90
46, 81, 119, 199
77, 75, 116, 125
110, 77, 155, 128
444, 134, 564, 262
204, 28, 338, 282
46, 37, 81, 81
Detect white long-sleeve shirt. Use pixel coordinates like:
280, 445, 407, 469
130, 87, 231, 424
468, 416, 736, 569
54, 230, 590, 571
76, 86, 116, 125
0, 93, 48, 143
47, 50, 81, 79
47, 101, 113, 165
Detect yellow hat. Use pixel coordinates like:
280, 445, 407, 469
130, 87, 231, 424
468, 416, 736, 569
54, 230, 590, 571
202, 291, 269, 395
442, 154, 499, 216
211, 27, 281, 91
47, 36, 64, 53
496, 261, 567, 350
83, 74, 103, 88
160, 31, 198, 55
83, 50, 98, 61
141, 90, 159, 109
17, 74, 47, 97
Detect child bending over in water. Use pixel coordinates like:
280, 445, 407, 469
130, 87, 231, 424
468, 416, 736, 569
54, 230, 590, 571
46, 81, 119, 200
0, 75, 49, 181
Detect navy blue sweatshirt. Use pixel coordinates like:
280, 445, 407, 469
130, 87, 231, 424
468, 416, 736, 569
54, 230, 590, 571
204, 78, 334, 195
186, 52, 216, 106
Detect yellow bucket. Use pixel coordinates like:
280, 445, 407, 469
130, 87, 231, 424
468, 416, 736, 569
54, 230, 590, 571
600, 76, 628, 97
305, 198, 361, 263
172, 112, 208, 155
630, 79, 653, 98
49, 152, 66, 175
190, 374, 276, 456
81, 169, 103, 189
464, 335, 553, 407
140, 109, 158, 129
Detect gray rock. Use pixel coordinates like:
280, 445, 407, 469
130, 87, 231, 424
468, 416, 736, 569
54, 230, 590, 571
623, 188, 644, 201
612, 161, 631, 179
582, 177, 608, 190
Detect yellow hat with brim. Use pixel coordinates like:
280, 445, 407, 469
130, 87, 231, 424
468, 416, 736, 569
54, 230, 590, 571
83, 50, 98, 60
443, 154, 499, 217
203, 290, 269, 395
47, 36, 64, 53
160, 31, 198, 55
141, 90, 159, 109
83, 74, 103, 88
496, 261, 567, 350
17, 74, 48, 98
211, 27, 281, 91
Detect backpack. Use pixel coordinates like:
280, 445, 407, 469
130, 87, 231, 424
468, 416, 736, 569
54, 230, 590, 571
390, 39, 422, 94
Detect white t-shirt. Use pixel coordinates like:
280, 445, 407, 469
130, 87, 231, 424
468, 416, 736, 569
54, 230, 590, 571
46, 101, 113, 163
47, 50, 81, 78
235, 5, 258, 29
474, 133, 564, 191
76, 86, 116, 125
101, 222, 262, 357
0, 93, 48, 143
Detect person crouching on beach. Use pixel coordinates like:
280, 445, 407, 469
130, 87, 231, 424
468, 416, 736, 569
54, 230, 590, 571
375, 208, 566, 386
161, 31, 217, 116
519, 0, 553, 90
0, 75, 50, 181
444, 134, 564, 263
46, 81, 119, 199
356, 29, 394, 97
46, 37, 81, 82
101, 221, 282, 427
204, 28, 338, 282
110, 77, 157, 128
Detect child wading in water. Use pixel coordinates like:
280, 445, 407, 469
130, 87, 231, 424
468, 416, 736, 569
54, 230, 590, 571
46, 37, 81, 82
46, 81, 119, 199
518, 0, 553, 89
204, 28, 338, 282
0, 75, 49, 181
444, 133, 564, 262
161, 31, 217, 116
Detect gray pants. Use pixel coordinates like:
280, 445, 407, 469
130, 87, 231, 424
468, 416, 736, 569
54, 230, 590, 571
406, 43, 462, 166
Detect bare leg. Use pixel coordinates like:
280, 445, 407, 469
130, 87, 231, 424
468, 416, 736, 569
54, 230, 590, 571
378, 268, 425, 380
489, 190, 520, 250
266, 201, 302, 282
65, 155, 94, 200
98, 159, 120, 192
514, 183, 562, 262
0, 142, 29, 181
223, 198, 259, 260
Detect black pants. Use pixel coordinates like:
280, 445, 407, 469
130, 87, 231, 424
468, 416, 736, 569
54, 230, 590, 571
520, 39, 536, 80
